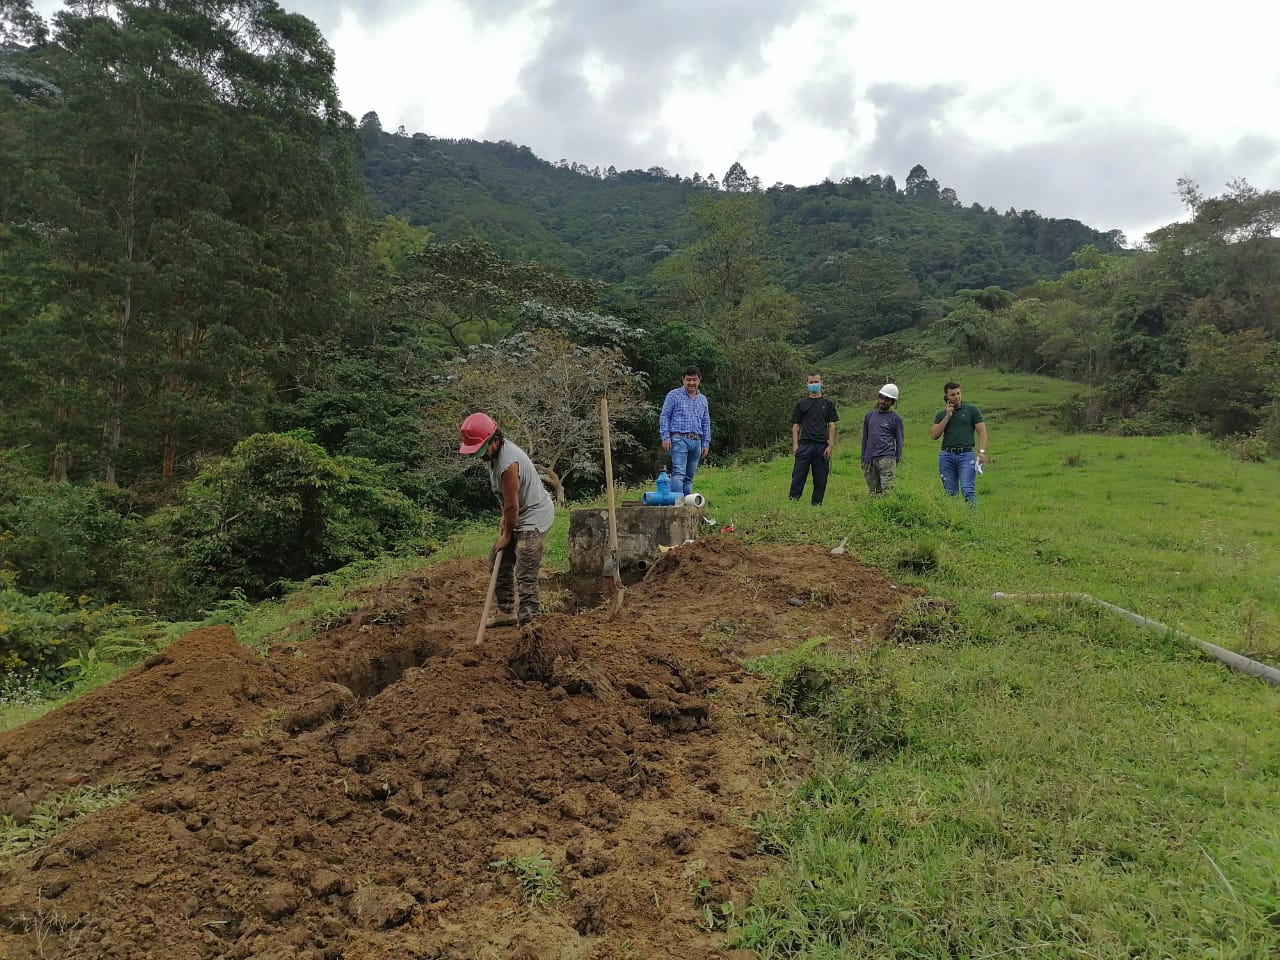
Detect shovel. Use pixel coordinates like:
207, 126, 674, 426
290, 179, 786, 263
600, 397, 625, 618
830, 536, 849, 556
475, 556, 502, 646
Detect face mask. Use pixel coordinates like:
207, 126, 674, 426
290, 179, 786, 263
807, 383, 822, 394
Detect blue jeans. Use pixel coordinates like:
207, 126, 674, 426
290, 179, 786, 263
669, 436, 703, 496
939, 449, 977, 506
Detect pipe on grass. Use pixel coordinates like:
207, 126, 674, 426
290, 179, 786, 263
991, 592, 1280, 687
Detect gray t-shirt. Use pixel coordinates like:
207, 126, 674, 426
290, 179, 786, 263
488, 439, 556, 533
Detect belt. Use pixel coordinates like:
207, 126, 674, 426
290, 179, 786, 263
941, 445, 973, 453
672, 433, 702, 439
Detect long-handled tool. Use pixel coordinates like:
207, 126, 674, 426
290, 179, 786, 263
599, 397, 625, 618
475, 557, 502, 646
830, 536, 849, 556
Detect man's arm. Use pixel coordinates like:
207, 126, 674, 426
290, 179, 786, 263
928, 409, 950, 441
824, 418, 837, 459
700, 398, 711, 452
860, 412, 870, 462
658, 391, 674, 441
496, 462, 520, 549
975, 421, 989, 465
894, 414, 904, 461
791, 422, 800, 454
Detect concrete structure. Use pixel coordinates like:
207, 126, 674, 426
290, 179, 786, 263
567, 503, 703, 606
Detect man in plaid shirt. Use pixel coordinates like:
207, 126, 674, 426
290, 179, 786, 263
659, 365, 712, 497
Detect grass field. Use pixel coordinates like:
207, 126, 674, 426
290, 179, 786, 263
681, 365, 1280, 958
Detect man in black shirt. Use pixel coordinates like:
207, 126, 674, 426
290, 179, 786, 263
789, 372, 839, 505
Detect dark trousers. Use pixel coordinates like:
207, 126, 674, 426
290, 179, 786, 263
789, 442, 830, 505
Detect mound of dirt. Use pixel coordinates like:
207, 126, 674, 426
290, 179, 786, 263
0, 539, 917, 959
0, 628, 301, 802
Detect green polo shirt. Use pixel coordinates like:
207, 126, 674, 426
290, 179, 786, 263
933, 402, 984, 448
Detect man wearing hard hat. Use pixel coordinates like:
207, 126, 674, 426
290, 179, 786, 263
458, 413, 556, 627
861, 384, 904, 494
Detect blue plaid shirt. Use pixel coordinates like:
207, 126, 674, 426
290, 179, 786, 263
659, 387, 711, 446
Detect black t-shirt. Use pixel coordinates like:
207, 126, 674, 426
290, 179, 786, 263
791, 396, 839, 444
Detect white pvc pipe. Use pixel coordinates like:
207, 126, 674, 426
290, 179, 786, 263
682, 493, 707, 507
991, 592, 1280, 687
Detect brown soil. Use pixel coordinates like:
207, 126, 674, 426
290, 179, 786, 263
0, 539, 915, 959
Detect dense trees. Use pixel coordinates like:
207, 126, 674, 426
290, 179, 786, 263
953, 182, 1279, 441
356, 129, 1126, 333
1, 0, 362, 485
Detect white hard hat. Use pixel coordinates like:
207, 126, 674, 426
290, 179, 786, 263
879, 383, 900, 400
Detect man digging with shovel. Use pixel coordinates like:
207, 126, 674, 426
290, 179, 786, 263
459, 413, 556, 632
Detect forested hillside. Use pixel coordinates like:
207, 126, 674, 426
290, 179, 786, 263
358, 117, 1127, 345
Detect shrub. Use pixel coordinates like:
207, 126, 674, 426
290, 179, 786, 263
148, 432, 431, 614
0, 576, 139, 684
1053, 391, 1105, 433
0, 459, 138, 597
1216, 432, 1269, 463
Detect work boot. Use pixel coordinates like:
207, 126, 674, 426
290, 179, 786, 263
486, 610, 518, 628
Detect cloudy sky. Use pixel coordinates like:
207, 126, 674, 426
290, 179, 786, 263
36, 0, 1280, 244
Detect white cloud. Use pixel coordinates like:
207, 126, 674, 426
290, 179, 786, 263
328, 0, 547, 138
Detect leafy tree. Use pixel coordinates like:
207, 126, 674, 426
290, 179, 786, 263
654, 193, 801, 343
905, 163, 940, 201
150, 432, 428, 611
2, 0, 362, 485
0, 0, 43, 46
631, 319, 727, 411
952, 286, 1015, 312
805, 248, 920, 343
722, 161, 760, 193
1153, 327, 1279, 437
933, 301, 990, 363
654, 194, 771, 326
386, 237, 603, 350
434, 330, 650, 505
0, 453, 136, 596
1148, 178, 1280, 335
716, 338, 807, 451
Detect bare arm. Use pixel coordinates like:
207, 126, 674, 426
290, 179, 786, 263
496, 462, 520, 548
824, 419, 837, 459
976, 422, 989, 464
929, 408, 951, 441
791, 423, 800, 453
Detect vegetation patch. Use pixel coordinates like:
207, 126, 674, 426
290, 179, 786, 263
887, 596, 963, 645
487, 852, 564, 907
752, 639, 905, 760
2, 783, 138, 861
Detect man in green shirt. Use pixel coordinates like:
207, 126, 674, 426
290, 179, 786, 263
929, 381, 989, 507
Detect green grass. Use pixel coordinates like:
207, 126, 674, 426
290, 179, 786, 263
2, 783, 138, 861
682, 365, 1280, 958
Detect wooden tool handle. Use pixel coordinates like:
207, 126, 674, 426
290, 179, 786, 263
475, 557, 502, 646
